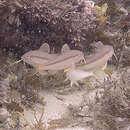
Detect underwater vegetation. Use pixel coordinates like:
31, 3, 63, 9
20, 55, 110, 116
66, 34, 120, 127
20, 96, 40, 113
68, 69, 130, 130
0, 0, 130, 130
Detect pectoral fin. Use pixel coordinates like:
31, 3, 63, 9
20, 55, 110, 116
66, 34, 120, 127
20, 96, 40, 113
64, 63, 76, 72
102, 63, 112, 76
103, 67, 112, 76
64, 67, 70, 72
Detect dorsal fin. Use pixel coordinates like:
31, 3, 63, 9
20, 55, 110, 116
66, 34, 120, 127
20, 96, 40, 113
61, 44, 70, 53
39, 43, 50, 53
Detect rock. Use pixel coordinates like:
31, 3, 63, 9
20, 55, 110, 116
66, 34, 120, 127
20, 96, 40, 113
0, 108, 8, 123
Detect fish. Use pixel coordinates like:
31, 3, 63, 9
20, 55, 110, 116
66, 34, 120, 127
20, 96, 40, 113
21, 43, 85, 74
66, 63, 94, 87
77, 44, 114, 72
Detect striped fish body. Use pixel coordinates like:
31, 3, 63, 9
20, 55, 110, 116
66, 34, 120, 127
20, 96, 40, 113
39, 50, 84, 70
77, 45, 114, 71
21, 50, 59, 68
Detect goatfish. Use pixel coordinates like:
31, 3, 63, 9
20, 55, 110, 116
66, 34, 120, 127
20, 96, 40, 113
21, 43, 85, 73
77, 44, 114, 72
